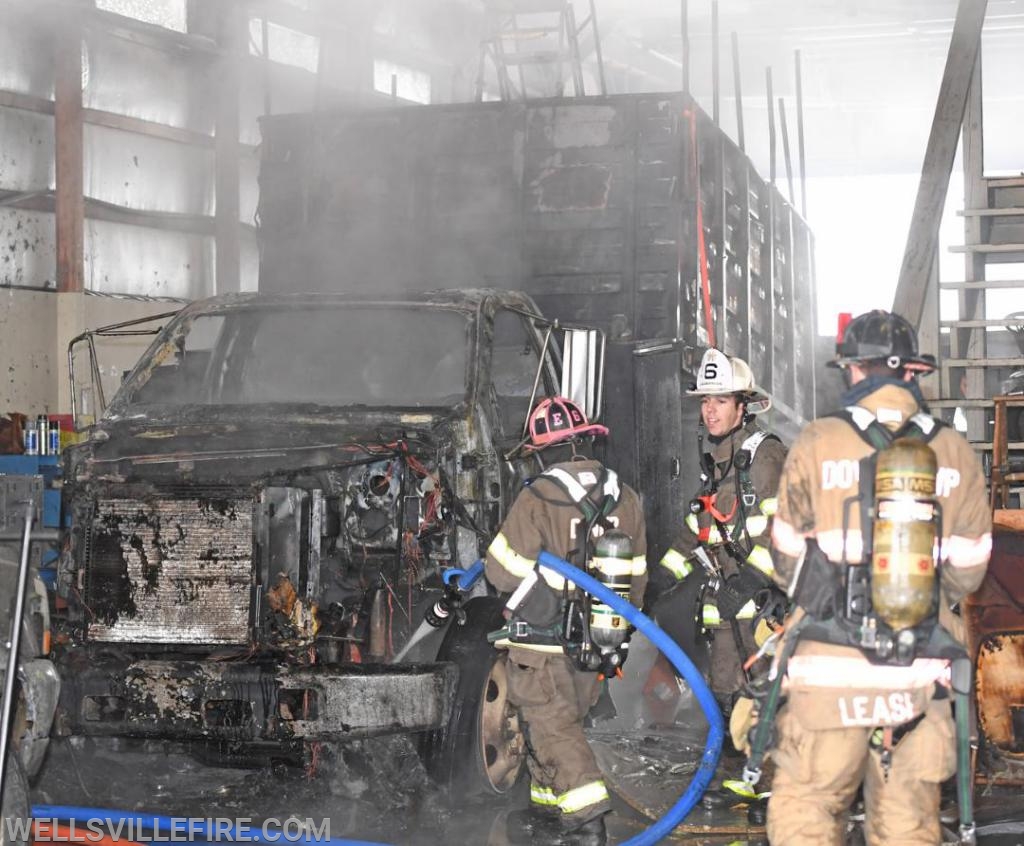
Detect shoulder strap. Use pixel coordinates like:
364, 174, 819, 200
830, 406, 944, 565
829, 406, 894, 450
538, 466, 620, 523
896, 412, 946, 443
735, 429, 780, 508
740, 429, 775, 458
831, 406, 946, 449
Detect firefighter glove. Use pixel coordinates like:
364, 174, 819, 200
717, 565, 771, 621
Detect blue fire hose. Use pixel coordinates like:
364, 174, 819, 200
537, 550, 724, 846
440, 558, 485, 592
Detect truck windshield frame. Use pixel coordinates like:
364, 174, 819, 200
108, 302, 474, 416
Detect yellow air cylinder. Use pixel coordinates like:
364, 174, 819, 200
871, 437, 939, 630
589, 530, 634, 650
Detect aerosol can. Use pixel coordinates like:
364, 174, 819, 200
871, 437, 939, 631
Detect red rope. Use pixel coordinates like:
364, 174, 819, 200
685, 109, 717, 349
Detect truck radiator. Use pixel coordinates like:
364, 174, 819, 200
84, 495, 253, 645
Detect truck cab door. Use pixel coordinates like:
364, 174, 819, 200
630, 342, 692, 563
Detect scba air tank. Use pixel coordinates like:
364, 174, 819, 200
871, 437, 939, 631
589, 530, 634, 650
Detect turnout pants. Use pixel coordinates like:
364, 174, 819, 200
709, 620, 758, 707
767, 697, 957, 846
506, 647, 611, 827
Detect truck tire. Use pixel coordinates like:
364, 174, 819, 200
421, 596, 526, 796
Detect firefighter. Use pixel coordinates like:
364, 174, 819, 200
764, 310, 992, 845
644, 348, 787, 733
485, 396, 647, 846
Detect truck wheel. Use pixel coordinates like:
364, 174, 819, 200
0, 752, 29, 846
421, 596, 526, 796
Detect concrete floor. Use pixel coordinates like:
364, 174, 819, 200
29, 635, 1024, 845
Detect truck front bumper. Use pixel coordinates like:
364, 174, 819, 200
56, 658, 457, 743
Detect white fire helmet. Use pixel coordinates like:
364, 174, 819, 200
686, 348, 772, 414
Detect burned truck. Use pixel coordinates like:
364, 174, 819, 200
55, 288, 603, 793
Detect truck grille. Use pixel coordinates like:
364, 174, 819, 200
85, 495, 254, 645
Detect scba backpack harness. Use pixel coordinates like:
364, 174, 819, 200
742, 407, 977, 845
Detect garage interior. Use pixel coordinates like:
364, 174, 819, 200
1, 0, 1024, 844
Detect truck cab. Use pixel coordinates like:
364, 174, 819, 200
55, 288, 600, 791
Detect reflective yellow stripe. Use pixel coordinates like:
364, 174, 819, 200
685, 513, 699, 533
488, 533, 535, 579
760, 497, 778, 517
745, 544, 774, 577
722, 778, 770, 801
745, 514, 769, 537
706, 599, 754, 624
702, 602, 721, 627
631, 555, 648, 576
707, 525, 723, 544
531, 784, 558, 807
659, 548, 693, 580
556, 780, 609, 814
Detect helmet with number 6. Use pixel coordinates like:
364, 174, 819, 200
526, 396, 609, 450
686, 348, 771, 413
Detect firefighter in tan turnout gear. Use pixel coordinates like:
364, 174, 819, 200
485, 396, 647, 846
645, 349, 787, 737
762, 311, 992, 845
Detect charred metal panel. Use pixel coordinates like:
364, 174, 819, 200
257, 487, 323, 602
85, 495, 253, 644
60, 658, 458, 741
258, 94, 817, 425
976, 633, 1024, 756
966, 524, 1024, 770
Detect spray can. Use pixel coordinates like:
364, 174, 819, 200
48, 417, 61, 456
37, 415, 49, 456
24, 419, 39, 456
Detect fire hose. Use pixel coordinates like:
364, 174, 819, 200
536, 550, 724, 846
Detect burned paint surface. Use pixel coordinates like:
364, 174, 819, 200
59, 658, 458, 743
977, 633, 1024, 755
56, 290, 540, 765
966, 523, 1024, 771
85, 495, 253, 644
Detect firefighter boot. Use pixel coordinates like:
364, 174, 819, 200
561, 815, 607, 846
505, 809, 562, 845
